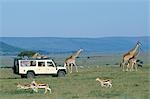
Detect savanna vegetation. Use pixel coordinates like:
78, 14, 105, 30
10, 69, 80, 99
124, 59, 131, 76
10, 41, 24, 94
0, 64, 149, 99
17, 51, 37, 58
0, 52, 149, 99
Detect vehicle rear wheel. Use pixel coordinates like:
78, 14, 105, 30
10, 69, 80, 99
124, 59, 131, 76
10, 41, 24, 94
57, 71, 65, 77
27, 72, 35, 79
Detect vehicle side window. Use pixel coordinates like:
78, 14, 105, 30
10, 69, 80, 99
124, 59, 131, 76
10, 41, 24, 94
47, 62, 54, 67
20, 61, 30, 67
30, 61, 36, 66
38, 62, 45, 67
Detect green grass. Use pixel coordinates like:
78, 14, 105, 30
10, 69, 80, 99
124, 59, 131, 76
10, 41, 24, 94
0, 65, 149, 99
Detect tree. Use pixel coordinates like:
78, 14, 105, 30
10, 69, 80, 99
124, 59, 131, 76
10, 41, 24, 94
17, 51, 37, 58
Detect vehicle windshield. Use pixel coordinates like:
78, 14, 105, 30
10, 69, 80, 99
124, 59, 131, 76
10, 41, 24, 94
52, 59, 57, 66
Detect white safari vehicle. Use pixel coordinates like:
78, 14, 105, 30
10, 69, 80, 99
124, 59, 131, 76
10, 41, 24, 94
13, 58, 67, 78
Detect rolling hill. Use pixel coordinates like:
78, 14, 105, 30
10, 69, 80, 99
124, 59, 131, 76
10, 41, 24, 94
0, 37, 149, 55
0, 41, 25, 55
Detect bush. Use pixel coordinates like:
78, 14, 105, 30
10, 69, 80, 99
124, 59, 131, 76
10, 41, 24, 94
17, 51, 37, 58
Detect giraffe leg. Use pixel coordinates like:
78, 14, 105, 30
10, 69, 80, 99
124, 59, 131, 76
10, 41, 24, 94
64, 63, 69, 73
135, 63, 137, 71
70, 64, 72, 73
131, 63, 134, 71
123, 61, 129, 72
66, 63, 70, 73
122, 62, 125, 71
74, 63, 78, 72
129, 62, 132, 71
126, 63, 129, 71
133, 62, 137, 71
67, 65, 70, 73
130, 65, 132, 71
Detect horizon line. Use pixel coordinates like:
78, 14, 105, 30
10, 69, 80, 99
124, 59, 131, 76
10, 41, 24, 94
0, 36, 149, 39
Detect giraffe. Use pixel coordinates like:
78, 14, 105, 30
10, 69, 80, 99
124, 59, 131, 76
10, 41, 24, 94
120, 41, 141, 71
126, 48, 140, 71
64, 49, 83, 73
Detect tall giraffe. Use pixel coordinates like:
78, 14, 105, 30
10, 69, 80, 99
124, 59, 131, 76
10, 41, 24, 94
120, 41, 141, 71
64, 49, 83, 73
126, 48, 140, 71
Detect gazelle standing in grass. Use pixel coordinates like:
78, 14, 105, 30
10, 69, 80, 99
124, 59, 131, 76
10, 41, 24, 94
31, 80, 52, 94
96, 78, 112, 88
16, 83, 38, 92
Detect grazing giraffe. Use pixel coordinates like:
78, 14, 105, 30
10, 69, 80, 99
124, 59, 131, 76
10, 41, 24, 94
120, 41, 141, 71
126, 49, 140, 71
64, 49, 83, 73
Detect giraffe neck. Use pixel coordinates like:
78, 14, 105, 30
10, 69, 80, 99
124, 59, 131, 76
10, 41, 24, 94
72, 50, 82, 59
133, 49, 140, 59
129, 43, 139, 55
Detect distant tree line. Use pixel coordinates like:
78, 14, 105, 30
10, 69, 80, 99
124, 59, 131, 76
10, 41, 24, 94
17, 51, 36, 57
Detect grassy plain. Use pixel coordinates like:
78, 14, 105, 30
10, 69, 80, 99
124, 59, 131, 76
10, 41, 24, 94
0, 53, 149, 99
0, 65, 149, 99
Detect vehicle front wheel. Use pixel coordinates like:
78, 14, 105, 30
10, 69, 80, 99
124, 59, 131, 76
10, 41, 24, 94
57, 71, 65, 77
27, 72, 35, 79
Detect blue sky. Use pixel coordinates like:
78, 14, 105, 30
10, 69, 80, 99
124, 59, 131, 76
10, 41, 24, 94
0, 0, 149, 37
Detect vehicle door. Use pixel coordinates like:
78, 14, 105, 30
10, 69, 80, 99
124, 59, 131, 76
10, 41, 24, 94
36, 61, 47, 74
46, 61, 57, 74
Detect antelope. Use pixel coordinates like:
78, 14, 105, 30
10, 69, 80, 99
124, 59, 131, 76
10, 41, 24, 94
96, 78, 112, 88
31, 80, 52, 94
16, 83, 38, 92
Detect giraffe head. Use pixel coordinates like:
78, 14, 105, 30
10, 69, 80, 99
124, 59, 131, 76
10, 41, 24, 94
137, 41, 142, 46
137, 41, 142, 51
79, 49, 83, 52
